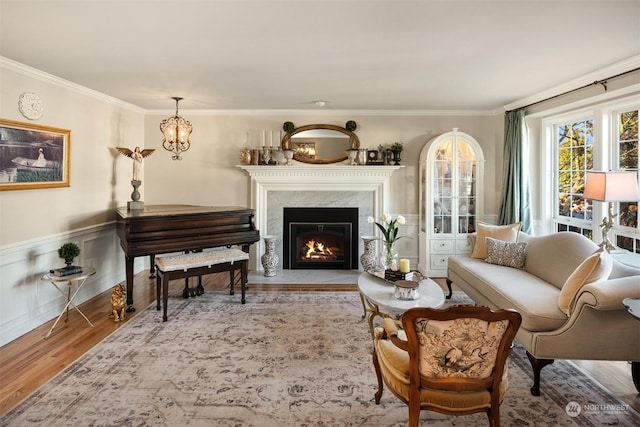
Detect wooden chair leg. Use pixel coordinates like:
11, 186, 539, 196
372, 348, 384, 404
408, 400, 420, 427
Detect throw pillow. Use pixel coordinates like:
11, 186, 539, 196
485, 237, 527, 269
558, 250, 610, 316
470, 222, 522, 259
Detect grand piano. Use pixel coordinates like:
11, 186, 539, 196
115, 205, 260, 310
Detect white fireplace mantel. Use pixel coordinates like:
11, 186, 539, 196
237, 165, 403, 269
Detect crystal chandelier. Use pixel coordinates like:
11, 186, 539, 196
160, 97, 192, 160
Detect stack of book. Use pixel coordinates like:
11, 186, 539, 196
50, 266, 83, 277
384, 269, 414, 281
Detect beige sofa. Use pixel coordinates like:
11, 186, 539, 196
446, 231, 640, 395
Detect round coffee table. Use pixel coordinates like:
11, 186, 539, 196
357, 272, 445, 339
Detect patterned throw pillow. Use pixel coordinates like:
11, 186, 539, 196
470, 222, 522, 259
485, 237, 527, 269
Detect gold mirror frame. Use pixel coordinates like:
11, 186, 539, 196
281, 124, 360, 164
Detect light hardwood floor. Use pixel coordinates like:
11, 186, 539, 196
0, 271, 638, 416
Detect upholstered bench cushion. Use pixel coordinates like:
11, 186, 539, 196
155, 249, 249, 272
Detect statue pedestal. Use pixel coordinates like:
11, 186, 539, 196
128, 201, 144, 210
128, 180, 144, 211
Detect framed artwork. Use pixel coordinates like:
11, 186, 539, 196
292, 141, 317, 159
0, 119, 71, 191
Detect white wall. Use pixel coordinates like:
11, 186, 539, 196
142, 113, 505, 217
0, 60, 146, 345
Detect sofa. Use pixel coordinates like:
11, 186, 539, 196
445, 227, 640, 395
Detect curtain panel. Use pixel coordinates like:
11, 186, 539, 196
498, 110, 532, 233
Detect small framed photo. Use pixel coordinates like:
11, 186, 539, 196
0, 119, 71, 191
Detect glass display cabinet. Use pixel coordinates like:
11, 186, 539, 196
418, 129, 484, 277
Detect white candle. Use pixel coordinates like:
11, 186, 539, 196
262, 130, 265, 147
399, 258, 410, 273
270, 130, 273, 147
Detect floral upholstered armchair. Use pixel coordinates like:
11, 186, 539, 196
372, 305, 522, 427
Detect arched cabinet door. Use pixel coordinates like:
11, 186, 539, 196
418, 128, 485, 277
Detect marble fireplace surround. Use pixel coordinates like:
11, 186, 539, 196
237, 165, 402, 272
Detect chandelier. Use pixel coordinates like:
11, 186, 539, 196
160, 97, 192, 160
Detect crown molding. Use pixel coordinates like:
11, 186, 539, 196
503, 55, 640, 112
1, 56, 146, 114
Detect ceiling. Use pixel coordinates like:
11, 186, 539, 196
1, 1, 639, 112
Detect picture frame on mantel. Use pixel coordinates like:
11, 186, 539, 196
0, 119, 71, 191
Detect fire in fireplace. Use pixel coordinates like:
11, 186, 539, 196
284, 207, 359, 270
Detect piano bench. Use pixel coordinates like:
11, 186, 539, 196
154, 248, 249, 321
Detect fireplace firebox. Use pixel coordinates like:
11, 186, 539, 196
283, 207, 358, 269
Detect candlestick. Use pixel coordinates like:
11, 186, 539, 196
399, 258, 410, 273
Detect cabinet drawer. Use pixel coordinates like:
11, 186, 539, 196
431, 240, 455, 253
430, 254, 449, 269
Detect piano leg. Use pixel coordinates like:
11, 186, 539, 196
149, 254, 156, 278
125, 256, 136, 312
182, 279, 191, 298
195, 275, 204, 296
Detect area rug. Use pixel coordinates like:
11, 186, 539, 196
1, 291, 638, 426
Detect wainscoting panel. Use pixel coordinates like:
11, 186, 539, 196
0, 223, 144, 347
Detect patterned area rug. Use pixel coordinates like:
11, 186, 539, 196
1, 291, 638, 426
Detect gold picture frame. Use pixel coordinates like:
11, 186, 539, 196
0, 119, 71, 191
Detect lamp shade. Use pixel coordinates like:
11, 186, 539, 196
583, 171, 640, 202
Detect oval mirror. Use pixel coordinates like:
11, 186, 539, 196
281, 124, 360, 164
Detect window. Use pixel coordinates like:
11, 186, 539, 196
554, 118, 594, 239
547, 100, 640, 250
614, 108, 639, 252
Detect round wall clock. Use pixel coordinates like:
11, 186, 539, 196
18, 92, 44, 120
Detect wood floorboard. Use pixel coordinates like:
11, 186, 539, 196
0, 271, 638, 415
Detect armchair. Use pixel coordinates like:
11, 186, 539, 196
372, 305, 522, 427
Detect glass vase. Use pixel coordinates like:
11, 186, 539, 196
379, 241, 399, 271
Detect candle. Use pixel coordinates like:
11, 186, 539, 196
262, 130, 265, 147
270, 130, 273, 147
399, 258, 410, 273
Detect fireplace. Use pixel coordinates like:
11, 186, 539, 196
283, 207, 358, 270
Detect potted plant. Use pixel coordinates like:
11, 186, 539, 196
58, 242, 80, 268
390, 142, 403, 165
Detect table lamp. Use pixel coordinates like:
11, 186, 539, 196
583, 170, 640, 252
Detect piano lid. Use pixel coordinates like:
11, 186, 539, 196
116, 204, 254, 219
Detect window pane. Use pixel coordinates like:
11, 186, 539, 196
556, 120, 593, 221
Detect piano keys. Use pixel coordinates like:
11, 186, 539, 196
115, 205, 260, 311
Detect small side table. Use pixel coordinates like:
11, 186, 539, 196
41, 267, 96, 339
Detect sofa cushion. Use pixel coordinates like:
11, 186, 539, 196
558, 250, 613, 316
448, 256, 567, 331
470, 222, 521, 259
485, 237, 527, 269
524, 232, 600, 290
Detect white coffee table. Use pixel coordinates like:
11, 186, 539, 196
357, 272, 445, 339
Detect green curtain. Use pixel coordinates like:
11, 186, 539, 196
498, 110, 532, 233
